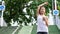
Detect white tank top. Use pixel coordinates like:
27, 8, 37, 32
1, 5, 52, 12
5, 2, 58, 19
37, 15, 48, 32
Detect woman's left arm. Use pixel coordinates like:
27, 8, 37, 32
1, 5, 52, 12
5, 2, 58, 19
43, 16, 48, 27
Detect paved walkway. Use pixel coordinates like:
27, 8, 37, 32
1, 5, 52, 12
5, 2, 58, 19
18, 26, 33, 34
0, 24, 60, 34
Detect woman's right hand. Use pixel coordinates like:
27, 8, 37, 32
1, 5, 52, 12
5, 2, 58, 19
44, 2, 48, 5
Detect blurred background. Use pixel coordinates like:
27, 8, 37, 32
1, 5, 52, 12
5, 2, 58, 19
0, 0, 60, 34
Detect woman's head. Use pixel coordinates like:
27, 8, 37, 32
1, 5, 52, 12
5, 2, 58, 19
39, 6, 46, 15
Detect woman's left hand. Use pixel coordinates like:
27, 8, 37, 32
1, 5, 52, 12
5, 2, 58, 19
43, 16, 47, 21
43, 16, 48, 27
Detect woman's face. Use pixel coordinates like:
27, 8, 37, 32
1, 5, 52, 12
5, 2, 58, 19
39, 7, 45, 15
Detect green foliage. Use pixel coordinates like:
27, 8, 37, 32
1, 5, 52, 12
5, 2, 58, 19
4, 0, 30, 26
3, 0, 60, 26
57, 1, 60, 17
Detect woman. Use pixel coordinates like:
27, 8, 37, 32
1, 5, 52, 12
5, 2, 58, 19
37, 2, 48, 34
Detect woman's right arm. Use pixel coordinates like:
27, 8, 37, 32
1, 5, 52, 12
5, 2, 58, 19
36, 2, 48, 16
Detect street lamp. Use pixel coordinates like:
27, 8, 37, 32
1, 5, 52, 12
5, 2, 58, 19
0, 0, 5, 27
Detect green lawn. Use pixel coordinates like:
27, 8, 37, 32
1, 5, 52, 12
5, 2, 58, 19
48, 25, 60, 34
31, 24, 37, 34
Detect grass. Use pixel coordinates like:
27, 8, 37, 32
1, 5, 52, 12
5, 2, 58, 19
31, 24, 37, 34
48, 25, 60, 34
31, 24, 60, 34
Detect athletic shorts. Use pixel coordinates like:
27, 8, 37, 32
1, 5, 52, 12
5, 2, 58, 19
37, 32, 48, 34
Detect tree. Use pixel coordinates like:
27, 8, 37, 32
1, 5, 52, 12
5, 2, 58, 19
4, 0, 30, 26
3, 0, 60, 26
